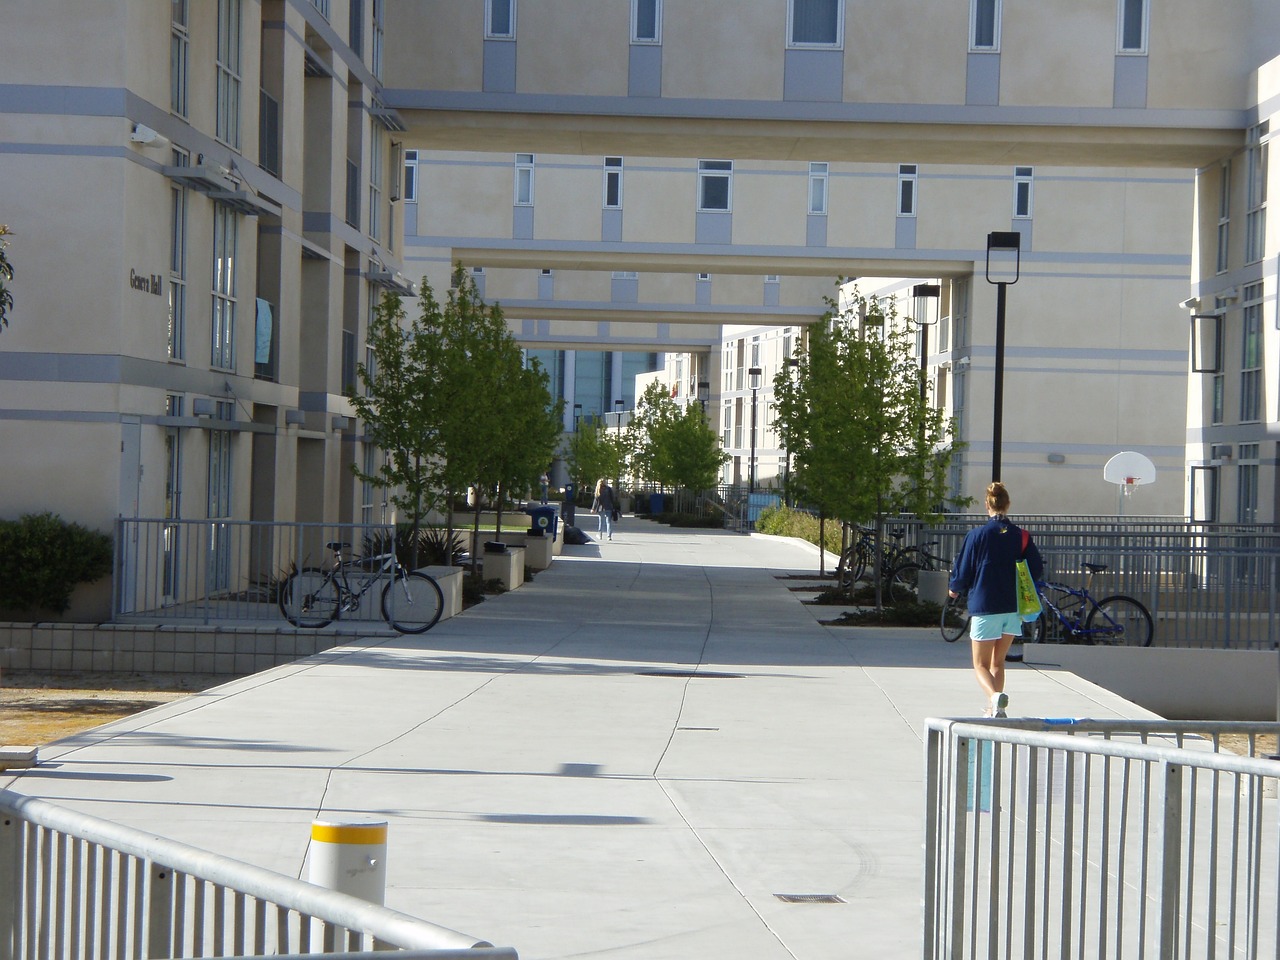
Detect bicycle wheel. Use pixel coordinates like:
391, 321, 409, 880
1085, 595, 1153, 647
381, 571, 444, 634
887, 563, 922, 605
279, 568, 340, 628
940, 592, 970, 642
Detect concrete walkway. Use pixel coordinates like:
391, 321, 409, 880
1, 518, 1154, 960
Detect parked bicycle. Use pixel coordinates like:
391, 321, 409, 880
836, 524, 942, 596
940, 562, 1153, 646
278, 539, 444, 634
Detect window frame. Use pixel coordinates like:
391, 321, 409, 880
1013, 166, 1033, 219
1245, 122, 1268, 265
403, 149, 418, 202
368, 133, 383, 241
787, 0, 845, 49
515, 153, 535, 206
211, 203, 238, 372
1216, 160, 1230, 275
631, 0, 661, 44
698, 159, 733, 212
1240, 284, 1263, 423
215, 0, 243, 149
1117, 0, 1149, 55
603, 156, 623, 209
970, 0, 1001, 52
808, 162, 829, 215
897, 164, 918, 217
171, 0, 189, 118
486, 0, 516, 39
168, 150, 189, 362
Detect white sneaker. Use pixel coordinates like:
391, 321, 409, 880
991, 692, 1009, 718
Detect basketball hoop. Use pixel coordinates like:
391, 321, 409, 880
1122, 477, 1138, 497
1103, 452, 1156, 515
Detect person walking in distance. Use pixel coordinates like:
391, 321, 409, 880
592, 478, 617, 541
948, 482, 1042, 717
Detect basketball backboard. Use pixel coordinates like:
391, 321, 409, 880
1103, 451, 1156, 488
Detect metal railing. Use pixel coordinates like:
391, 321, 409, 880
924, 717, 1280, 960
0, 788, 515, 959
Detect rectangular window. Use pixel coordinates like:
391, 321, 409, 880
1211, 373, 1224, 425
1118, 0, 1148, 53
403, 149, 419, 202
1216, 160, 1230, 274
789, 0, 843, 47
604, 156, 623, 208
1241, 284, 1263, 423
1190, 465, 1218, 523
1246, 122, 1268, 264
371, 0, 384, 81
632, 0, 661, 43
310, 0, 330, 18
1014, 166, 1033, 218
259, 90, 280, 177
169, 150, 188, 362
216, 0, 242, 148
368, 134, 383, 240
970, 0, 1000, 51
171, 0, 189, 117
350, 0, 364, 58
211, 203, 238, 370
487, 0, 515, 38
808, 162, 828, 215
515, 153, 534, 205
207, 410, 233, 519
1238, 443, 1260, 523
897, 164, 917, 216
698, 160, 732, 212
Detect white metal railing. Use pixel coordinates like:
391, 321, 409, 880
0, 789, 516, 959
923, 718, 1280, 959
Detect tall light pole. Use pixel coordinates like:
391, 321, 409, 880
911, 283, 941, 404
614, 398, 624, 428
986, 232, 1021, 483
748, 366, 762, 493
696, 380, 710, 415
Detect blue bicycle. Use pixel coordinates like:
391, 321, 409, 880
1029, 563, 1153, 646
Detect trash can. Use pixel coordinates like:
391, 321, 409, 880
526, 505, 558, 539
648, 493, 665, 514
561, 483, 576, 525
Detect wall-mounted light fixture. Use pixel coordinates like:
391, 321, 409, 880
1047, 453, 1066, 464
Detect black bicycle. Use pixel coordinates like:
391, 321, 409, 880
279, 540, 444, 634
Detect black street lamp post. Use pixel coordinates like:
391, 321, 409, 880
748, 366, 762, 493
911, 283, 941, 404
985, 232, 1021, 483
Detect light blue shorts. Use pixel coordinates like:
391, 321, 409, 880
970, 612, 1023, 641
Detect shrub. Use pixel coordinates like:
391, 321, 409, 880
0, 512, 113, 613
824, 599, 945, 627
755, 505, 842, 555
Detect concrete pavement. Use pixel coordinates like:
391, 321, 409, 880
1, 517, 1155, 959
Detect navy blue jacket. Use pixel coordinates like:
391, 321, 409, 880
948, 516, 1043, 616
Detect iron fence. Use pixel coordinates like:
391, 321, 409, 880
0, 789, 515, 960
924, 717, 1280, 960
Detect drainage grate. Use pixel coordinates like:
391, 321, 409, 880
637, 670, 744, 679
774, 894, 846, 904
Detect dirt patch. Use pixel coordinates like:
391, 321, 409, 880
1, 671, 228, 746
1217, 733, 1279, 758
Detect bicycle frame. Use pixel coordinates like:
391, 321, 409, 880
329, 548, 400, 611
1035, 579, 1121, 642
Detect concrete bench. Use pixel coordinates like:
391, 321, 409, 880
419, 565, 465, 620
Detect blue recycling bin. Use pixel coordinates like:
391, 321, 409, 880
526, 505, 559, 539
648, 493, 665, 514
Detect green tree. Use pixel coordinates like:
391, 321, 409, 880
566, 416, 631, 493
629, 382, 727, 494
773, 283, 964, 603
0, 225, 13, 332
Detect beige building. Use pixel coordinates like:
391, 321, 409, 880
2, 0, 1280, 551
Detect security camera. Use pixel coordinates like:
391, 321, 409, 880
1179, 297, 1199, 311
130, 123, 168, 148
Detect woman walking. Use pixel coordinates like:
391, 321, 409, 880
592, 478, 617, 541
948, 482, 1042, 717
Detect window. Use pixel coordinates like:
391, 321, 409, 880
216, 0, 242, 148
698, 160, 732, 211
211, 203, 238, 370
162, 396, 183, 601
1190, 465, 1219, 523
604, 157, 623, 208
897, 164, 917, 216
1216, 161, 1230, 274
970, 0, 1000, 50
1117, 0, 1147, 53
259, 91, 280, 177
612, 270, 638, 280
487, 0, 515, 38
171, 0, 189, 117
206, 403, 234, 589
1246, 122, 1268, 264
371, 0, 384, 81
808, 162, 828, 215
1211, 373, 1224, 425
1238, 443, 1260, 523
350, 0, 364, 58
169, 150, 188, 362
368, 134, 383, 240
515, 153, 534, 205
1241, 284, 1262, 423
632, 0, 661, 43
310, 0, 330, 17
360, 444, 379, 525
789, 0, 843, 47
1014, 166, 1033, 218
403, 149, 419, 202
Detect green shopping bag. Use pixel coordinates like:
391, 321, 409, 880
1016, 559, 1041, 620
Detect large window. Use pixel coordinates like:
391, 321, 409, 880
789, 0, 843, 47
1217, 161, 1230, 274
171, 0, 189, 117
216, 0, 242, 148
371, 0, 384, 81
369, 134, 383, 241
403, 149, 419, 202
1117, 0, 1148, 53
632, 0, 661, 43
211, 204, 238, 370
1238, 443, 1260, 523
897, 164, 917, 216
808, 162, 828, 215
487, 0, 515, 38
604, 157, 623, 208
698, 160, 732, 211
970, 0, 1000, 51
1240, 284, 1263, 423
1246, 122, 1268, 265
1014, 166, 1033, 218
514, 153, 535, 205
169, 150, 188, 362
